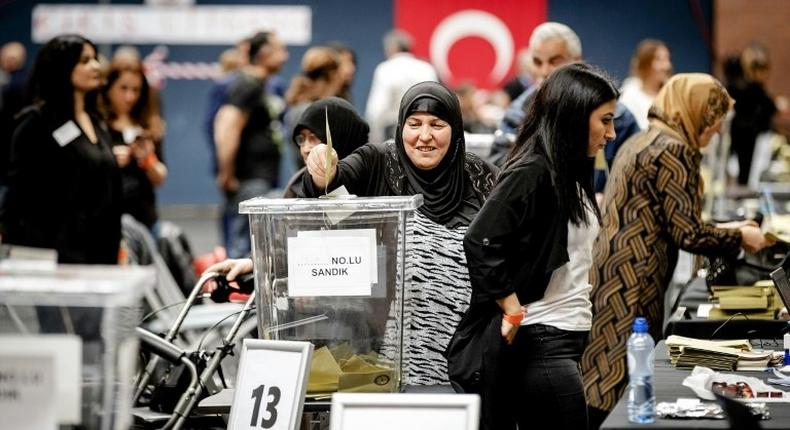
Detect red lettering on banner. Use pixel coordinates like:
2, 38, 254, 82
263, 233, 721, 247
395, 0, 546, 90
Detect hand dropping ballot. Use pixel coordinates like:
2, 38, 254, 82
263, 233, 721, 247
287, 230, 376, 297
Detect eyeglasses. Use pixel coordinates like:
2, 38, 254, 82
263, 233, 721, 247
295, 132, 322, 146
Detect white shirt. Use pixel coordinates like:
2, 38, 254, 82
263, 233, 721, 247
619, 78, 653, 130
523, 205, 599, 331
365, 53, 438, 144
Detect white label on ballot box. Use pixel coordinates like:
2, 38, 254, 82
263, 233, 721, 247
287, 232, 374, 297
228, 340, 313, 430
0, 335, 81, 424
0, 355, 56, 430
297, 229, 378, 284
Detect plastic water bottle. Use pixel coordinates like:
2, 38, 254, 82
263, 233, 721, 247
627, 317, 656, 424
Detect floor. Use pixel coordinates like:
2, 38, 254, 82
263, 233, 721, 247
160, 205, 222, 257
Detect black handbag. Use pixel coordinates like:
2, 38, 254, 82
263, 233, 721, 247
444, 304, 500, 394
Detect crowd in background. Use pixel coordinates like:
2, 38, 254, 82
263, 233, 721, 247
2, 28, 787, 245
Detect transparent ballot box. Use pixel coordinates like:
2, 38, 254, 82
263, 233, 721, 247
240, 195, 422, 397
0, 265, 153, 429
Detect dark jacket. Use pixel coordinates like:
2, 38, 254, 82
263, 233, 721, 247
446, 151, 571, 428
464, 151, 569, 306
444, 301, 502, 428
2, 105, 122, 264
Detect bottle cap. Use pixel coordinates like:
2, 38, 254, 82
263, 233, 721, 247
633, 317, 649, 333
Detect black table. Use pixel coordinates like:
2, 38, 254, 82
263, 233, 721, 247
601, 342, 790, 429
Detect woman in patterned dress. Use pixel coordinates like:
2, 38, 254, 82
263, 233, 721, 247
303, 81, 498, 385
582, 74, 769, 428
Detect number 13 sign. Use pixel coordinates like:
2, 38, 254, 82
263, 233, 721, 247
228, 339, 314, 430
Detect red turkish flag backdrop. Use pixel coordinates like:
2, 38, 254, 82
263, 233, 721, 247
394, 0, 547, 90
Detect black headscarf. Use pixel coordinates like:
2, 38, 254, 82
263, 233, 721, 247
292, 97, 369, 159
394, 81, 470, 227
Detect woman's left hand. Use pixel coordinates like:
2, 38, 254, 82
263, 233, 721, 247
501, 319, 519, 345
717, 219, 758, 230
739, 225, 770, 253
131, 137, 155, 162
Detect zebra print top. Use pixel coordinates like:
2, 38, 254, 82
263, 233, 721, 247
399, 210, 472, 386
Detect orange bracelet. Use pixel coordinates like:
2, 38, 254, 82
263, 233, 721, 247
502, 311, 524, 325
139, 153, 158, 170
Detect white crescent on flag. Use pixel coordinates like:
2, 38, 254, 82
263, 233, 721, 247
429, 9, 515, 85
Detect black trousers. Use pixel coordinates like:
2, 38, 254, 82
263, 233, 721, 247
490, 324, 588, 430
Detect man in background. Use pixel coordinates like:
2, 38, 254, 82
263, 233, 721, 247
488, 22, 640, 195
213, 31, 289, 258
365, 30, 437, 144
500, 47, 534, 103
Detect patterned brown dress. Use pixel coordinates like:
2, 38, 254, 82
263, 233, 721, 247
581, 128, 742, 412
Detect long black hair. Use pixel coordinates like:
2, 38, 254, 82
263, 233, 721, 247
505, 62, 618, 226
26, 34, 99, 120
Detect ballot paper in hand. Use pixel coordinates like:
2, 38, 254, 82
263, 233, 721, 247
325, 107, 334, 189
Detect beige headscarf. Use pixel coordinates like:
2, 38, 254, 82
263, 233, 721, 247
647, 73, 734, 148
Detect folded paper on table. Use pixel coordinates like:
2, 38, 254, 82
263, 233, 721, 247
666, 336, 784, 370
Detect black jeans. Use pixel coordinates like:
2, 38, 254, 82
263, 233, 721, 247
494, 324, 588, 430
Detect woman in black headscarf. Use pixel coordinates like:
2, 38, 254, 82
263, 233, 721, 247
305, 81, 495, 227
303, 81, 498, 385
206, 96, 369, 284
283, 97, 368, 198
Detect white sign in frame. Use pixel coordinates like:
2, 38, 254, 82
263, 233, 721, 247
330, 392, 481, 430
228, 339, 313, 430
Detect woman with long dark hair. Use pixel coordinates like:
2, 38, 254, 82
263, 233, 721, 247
456, 63, 618, 429
2, 34, 121, 264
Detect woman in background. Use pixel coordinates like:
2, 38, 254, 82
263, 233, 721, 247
283, 47, 345, 170
283, 96, 369, 197
2, 34, 121, 264
619, 39, 672, 129
101, 64, 167, 233
728, 44, 779, 184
